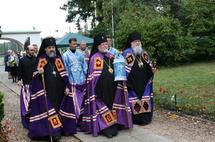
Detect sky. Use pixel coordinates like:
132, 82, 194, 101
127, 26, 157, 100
0, 0, 78, 38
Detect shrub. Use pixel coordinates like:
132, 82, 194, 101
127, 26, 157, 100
0, 92, 4, 126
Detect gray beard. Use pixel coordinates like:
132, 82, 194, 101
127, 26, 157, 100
98, 46, 108, 53
46, 51, 56, 58
132, 45, 143, 55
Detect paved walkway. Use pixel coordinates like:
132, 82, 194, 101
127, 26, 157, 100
76, 126, 172, 142
0, 65, 172, 142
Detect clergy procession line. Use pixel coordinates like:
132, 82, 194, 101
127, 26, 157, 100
17, 31, 156, 141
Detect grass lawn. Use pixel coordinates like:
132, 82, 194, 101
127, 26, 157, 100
154, 61, 215, 121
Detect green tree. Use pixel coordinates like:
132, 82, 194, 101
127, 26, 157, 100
181, 0, 215, 60
61, 0, 106, 30
62, 0, 215, 65
115, 2, 195, 65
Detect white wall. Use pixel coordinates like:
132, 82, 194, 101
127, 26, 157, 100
2, 32, 41, 47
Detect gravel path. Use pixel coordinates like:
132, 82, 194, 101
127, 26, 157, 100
144, 109, 215, 142
0, 79, 215, 142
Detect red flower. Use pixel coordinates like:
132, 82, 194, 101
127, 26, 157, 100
159, 87, 166, 94
209, 102, 215, 105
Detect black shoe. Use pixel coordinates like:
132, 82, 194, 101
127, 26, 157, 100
52, 136, 60, 142
133, 112, 153, 125
111, 124, 118, 136
102, 127, 113, 138
52, 134, 61, 142
103, 133, 113, 138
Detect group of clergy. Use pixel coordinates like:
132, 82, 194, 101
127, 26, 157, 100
18, 31, 156, 141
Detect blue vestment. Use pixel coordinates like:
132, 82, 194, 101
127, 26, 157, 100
62, 49, 87, 84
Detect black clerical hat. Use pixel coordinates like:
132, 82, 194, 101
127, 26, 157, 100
93, 33, 107, 48
90, 33, 107, 58
124, 32, 141, 50
37, 37, 61, 58
129, 32, 141, 43
42, 37, 56, 48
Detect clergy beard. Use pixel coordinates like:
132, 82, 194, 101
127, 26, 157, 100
131, 43, 143, 55
46, 50, 56, 58
98, 46, 108, 53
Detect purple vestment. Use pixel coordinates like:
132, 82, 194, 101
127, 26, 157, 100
20, 84, 31, 128
123, 48, 154, 119
81, 52, 133, 137
28, 54, 77, 138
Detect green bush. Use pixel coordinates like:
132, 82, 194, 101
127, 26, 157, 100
0, 92, 4, 126
112, 3, 198, 66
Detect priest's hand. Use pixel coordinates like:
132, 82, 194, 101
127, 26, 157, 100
151, 60, 157, 74
38, 67, 44, 74
17, 80, 23, 86
152, 67, 157, 74
65, 87, 70, 95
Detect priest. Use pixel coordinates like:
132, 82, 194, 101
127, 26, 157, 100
122, 32, 156, 125
29, 37, 76, 141
81, 33, 132, 138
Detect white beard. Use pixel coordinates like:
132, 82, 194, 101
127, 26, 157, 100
131, 43, 143, 55
98, 46, 108, 53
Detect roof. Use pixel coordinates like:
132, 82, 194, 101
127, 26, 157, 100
2, 31, 41, 34
56, 32, 93, 47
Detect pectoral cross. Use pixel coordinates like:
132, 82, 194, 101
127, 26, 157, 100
52, 71, 57, 77
138, 62, 143, 68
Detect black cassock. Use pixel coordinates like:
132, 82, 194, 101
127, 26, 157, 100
127, 55, 153, 125
44, 58, 66, 111
95, 55, 118, 137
